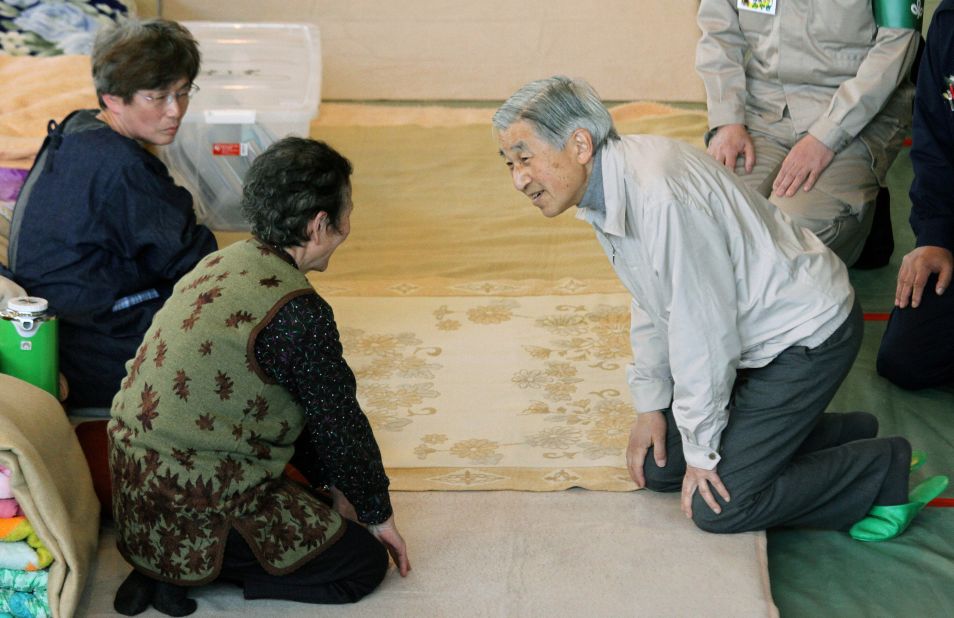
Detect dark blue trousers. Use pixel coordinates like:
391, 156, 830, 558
877, 274, 954, 389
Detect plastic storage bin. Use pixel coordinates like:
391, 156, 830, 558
159, 22, 321, 231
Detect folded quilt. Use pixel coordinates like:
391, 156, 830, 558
0, 543, 48, 573
0, 568, 48, 617
0, 586, 50, 618
0, 521, 50, 572
0, 569, 45, 594
0, 375, 100, 618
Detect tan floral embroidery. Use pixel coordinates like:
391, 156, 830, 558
537, 312, 588, 335
586, 415, 632, 449
448, 439, 502, 464
362, 383, 439, 411
341, 326, 444, 432
526, 426, 582, 450
512, 369, 552, 390
544, 381, 577, 402
350, 333, 403, 357
404, 297, 636, 472
432, 305, 462, 331
466, 300, 518, 324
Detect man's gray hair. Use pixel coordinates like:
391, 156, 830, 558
492, 76, 619, 149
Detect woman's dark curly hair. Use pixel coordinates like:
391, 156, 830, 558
242, 137, 353, 248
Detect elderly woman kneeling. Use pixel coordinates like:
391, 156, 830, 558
108, 137, 410, 617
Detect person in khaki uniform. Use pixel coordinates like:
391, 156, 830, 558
696, 0, 921, 266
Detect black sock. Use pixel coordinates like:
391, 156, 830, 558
113, 569, 198, 617
152, 582, 198, 617
113, 570, 155, 616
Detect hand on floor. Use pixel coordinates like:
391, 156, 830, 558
369, 515, 411, 577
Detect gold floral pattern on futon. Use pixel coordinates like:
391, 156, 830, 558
386, 299, 638, 464
340, 328, 443, 431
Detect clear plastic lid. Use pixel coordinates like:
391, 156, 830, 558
6, 296, 48, 315
182, 22, 321, 116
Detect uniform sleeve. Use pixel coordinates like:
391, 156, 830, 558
808, 23, 919, 151
626, 298, 674, 414
695, 0, 749, 130
648, 200, 741, 471
108, 156, 217, 284
909, 7, 954, 251
255, 293, 393, 525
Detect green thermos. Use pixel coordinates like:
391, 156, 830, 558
0, 296, 59, 398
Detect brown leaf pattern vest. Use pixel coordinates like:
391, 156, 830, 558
108, 239, 344, 584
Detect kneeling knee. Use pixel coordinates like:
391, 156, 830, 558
642, 465, 682, 494
877, 348, 928, 390
690, 499, 747, 534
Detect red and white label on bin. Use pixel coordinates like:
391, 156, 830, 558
212, 143, 249, 156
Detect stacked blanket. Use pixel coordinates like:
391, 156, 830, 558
0, 517, 53, 571
0, 376, 99, 618
0, 568, 48, 618
0, 482, 53, 617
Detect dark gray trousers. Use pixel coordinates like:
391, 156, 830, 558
644, 299, 896, 532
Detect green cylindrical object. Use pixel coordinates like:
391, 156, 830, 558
873, 0, 922, 30
0, 296, 59, 398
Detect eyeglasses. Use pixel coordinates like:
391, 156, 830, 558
137, 83, 200, 109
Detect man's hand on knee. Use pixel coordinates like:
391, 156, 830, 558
681, 465, 731, 519
896, 246, 953, 308
706, 124, 756, 173
773, 134, 834, 197
626, 411, 667, 488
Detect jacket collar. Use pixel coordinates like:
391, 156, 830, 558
576, 137, 627, 237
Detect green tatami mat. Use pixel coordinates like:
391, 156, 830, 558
770, 509, 954, 615
768, 147, 954, 616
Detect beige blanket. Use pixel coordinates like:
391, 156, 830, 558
0, 375, 100, 618
0, 56, 97, 169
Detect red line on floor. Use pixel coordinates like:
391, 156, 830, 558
927, 498, 954, 508
863, 312, 891, 321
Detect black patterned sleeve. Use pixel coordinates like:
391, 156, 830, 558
254, 291, 393, 525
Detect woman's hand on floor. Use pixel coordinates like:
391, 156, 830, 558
369, 515, 411, 576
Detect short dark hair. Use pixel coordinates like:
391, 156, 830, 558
91, 19, 200, 108
242, 137, 354, 248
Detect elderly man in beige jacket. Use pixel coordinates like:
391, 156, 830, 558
696, 0, 922, 266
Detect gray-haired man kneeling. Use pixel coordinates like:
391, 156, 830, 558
493, 75, 946, 541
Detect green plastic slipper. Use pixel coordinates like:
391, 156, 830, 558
849, 475, 949, 542
910, 449, 927, 472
